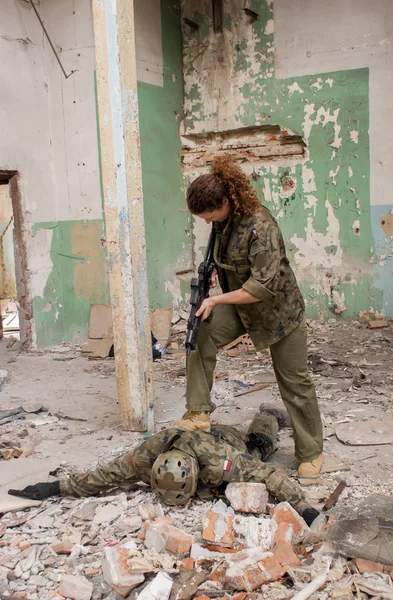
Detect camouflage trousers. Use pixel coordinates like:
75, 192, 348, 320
186, 305, 323, 462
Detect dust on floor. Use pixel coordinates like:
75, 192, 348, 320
0, 319, 392, 599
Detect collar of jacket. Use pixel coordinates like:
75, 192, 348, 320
213, 211, 244, 271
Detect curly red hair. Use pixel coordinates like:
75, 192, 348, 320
187, 156, 261, 215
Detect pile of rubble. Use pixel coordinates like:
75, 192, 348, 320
1, 482, 393, 600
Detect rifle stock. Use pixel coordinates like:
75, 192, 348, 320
185, 228, 216, 355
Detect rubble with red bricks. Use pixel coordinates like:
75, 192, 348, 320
1, 320, 393, 599
1, 480, 393, 600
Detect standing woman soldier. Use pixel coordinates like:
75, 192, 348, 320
174, 157, 323, 478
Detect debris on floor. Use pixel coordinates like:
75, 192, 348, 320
0, 486, 393, 599
1, 319, 393, 598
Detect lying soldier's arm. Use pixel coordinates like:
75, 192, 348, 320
60, 450, 139, 497
227, 453, 320, 525
9, 451, 139, 499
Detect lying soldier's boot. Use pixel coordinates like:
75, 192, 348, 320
259, 404, 292, 429
173, 411, 211, 432
298, 453, 323, 478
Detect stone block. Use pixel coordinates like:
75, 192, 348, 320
58, 574, 93, 600
225, 483, 268, 514
270, 502, 309, 544
102, 546, 145, 598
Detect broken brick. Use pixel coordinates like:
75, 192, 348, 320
272, 522, 294, 546
367, 320, 388, 329
19, 541, 31, 552
223, 548, 286, 592
58, 574, 93, 600
271, 502, 309, 544
182, 557, 195, 571
272, 540, 301, 568
203, 501, 234, 548
257, 553, 288, 584
102, 546, 145, 597
145, 521, 193, 555
355, 558, 384, 574
225, 482, 269, 514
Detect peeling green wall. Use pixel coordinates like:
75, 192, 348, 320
182, 0, 391, 319
138, 0, 191, 313
32, 220, 109, 348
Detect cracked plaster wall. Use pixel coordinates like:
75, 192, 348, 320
1, 0, 191, 347
182, 0, 393, 319
0, 0, 109, 347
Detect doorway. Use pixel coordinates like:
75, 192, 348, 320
0, 171, 30, 343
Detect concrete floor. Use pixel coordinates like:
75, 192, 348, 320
1, 320, 393, 514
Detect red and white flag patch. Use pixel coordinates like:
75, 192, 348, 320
223, 460, 232, 472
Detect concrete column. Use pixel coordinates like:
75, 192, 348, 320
92, 0, 154, 431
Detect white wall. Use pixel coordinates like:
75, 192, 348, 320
42, 0, 103, 222
0, 0, 54, 221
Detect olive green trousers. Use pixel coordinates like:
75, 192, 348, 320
186, 304, 323, 462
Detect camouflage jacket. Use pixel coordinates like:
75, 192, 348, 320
60, 424, 308, 512
213, 206, 305, 349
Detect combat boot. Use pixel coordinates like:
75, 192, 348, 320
298, 453, 323, 478
173, 411, 211, 432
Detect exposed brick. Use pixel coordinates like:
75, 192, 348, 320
58, 574, 93, 600
204, 543, 239, 553
145, 521, 193, 556
224, 548, 286, 592
271, 503, 309, 544
355, 558, 384, 574
225, 482, 269, 514
257, 553, 287, 585
272, 540, 301, 568
51, 539, 74, 555
273, 522, 294, 546
19, 541, 31, 552
102, 546, 145, 598
182, 557, 195, 571
83, 566, 101, 577
368, 320, 388, 329
209, 566, 226, 582
203, 503, 234, 548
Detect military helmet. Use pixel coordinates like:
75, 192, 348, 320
151, 450, 198, 506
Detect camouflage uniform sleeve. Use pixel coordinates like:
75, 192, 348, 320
228, 453, 310, 513
242, 220, 281, 302
60, 451, 138, 497
59, 430, 177, 497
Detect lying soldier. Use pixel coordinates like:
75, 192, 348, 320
9, 406, 319, 525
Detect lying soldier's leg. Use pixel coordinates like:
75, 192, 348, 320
60, 451, 138, 497
246, 413, 279, 460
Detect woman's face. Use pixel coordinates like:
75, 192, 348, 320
194, 197, 231, 224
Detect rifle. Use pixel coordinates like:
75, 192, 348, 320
185, 228, 216, 355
